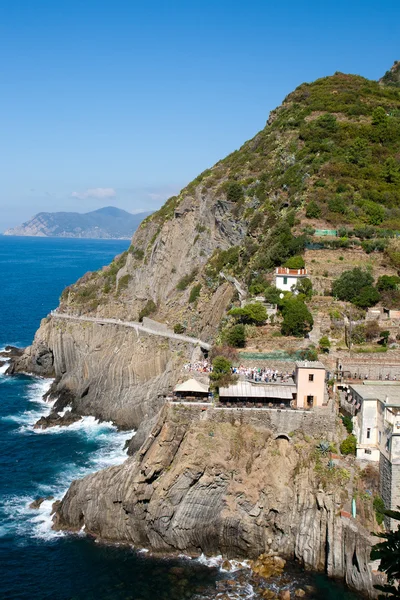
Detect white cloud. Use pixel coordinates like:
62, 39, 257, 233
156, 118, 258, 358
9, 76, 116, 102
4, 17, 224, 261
71, 187, 116, 200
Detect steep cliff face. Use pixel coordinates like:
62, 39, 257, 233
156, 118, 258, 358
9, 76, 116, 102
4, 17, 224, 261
54, 404, 380, 597
9, 316, 203, 437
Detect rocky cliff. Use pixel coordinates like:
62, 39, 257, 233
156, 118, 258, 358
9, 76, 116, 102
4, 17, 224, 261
53, 404, 381, 597
9, 66, 400, 596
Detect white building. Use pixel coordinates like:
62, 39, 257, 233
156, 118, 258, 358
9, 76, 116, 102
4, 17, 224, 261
275, 267, 308, 292
348, 382, 400, 525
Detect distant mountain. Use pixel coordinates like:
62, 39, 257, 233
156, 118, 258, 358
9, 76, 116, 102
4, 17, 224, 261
4, 207, 153, 239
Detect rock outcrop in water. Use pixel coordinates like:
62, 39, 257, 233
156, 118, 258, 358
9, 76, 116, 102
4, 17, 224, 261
53, 404, 381, 597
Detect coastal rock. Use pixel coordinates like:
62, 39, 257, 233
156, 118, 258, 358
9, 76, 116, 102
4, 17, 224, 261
34, 411, 81, 430
53, 404, 379, 597
29, 495, 54, 509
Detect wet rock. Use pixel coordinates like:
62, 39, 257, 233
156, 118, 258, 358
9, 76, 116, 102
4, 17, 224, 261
221, 559, 232, 571
29, 495, 54, 509
251, 554, 286, 579
34, 411, 81, 430
294, 590, 306, 598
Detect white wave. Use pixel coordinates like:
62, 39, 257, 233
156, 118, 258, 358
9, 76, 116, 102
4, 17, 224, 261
1, 371, 134, 542
2, 378, 55, 428
196, 553, 250, 573
1, 421, 133, 541
0, 360, 10, 375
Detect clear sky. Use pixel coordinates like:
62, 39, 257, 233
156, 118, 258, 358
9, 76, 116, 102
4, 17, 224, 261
1, 0, 399, 230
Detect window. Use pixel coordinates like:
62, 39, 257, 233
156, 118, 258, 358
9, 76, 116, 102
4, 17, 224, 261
364, 449, 371, 455
308, 374, 314, 382
283, 276, 288, 285
379, 431, 382, 443
366, 428, 371, 439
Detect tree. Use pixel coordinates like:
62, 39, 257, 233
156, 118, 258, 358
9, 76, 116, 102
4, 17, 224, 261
383, 157, 400, 184
319, 335, 331, 353
353, 286, 380, 308
209, 356, 237, 392
264, 284, 281, 304
281, 298, 313, 337
229, 302, 267, 325
340, 434, 357, 456
293, 277, 313, 299
332, 268, 374, 303
225, 324, 246, 348
370, 508, 400, 598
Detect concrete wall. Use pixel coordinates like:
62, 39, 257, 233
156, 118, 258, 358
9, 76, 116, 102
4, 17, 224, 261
276, 274, 299, 292
209, 406, 338, 441
341, 360, 400, 381
379, 452, 400, 529
296, 367, 325, 408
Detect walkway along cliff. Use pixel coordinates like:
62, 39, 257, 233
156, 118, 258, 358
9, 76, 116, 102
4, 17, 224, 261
8, 67, 400, 597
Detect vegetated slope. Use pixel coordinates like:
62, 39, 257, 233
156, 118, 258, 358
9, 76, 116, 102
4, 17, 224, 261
59, 64, 400, 340
4, 207, 152, 239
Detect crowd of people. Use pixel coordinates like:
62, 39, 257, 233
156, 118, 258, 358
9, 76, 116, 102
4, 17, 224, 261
183, 361, 294, 383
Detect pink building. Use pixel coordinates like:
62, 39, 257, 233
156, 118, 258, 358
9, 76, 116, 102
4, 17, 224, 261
295, 361, 326, 408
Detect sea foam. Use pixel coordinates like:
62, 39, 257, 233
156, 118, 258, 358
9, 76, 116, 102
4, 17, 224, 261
0, 375, 133, 541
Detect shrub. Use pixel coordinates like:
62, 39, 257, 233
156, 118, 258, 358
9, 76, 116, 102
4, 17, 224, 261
341, 415, 353, 434
189, 283, 202, 303
365, 320, 380, 341
173, 323, 186, 334
377, 275, 400, 291
306, 200, 321, 219
117, 274, 130, 291
373, 496, 386, 526
298, 345, 318, 361
353, 286, 380, 308
319, 335, 331, 353
264, 284, 281, 304
225, 324, 246, 348
284, 255, 305, 269
210, 356, 237, 391
380, 330, 390, 346
281, 298, 313, 337
332, 268, 374, 303
138, 299, 157, 322
226, 182, 244, 202
229, 302, 267, 325
293, 277, 313, 299
176, 269, 198, 291
340, 434, 357, 456
129, 246, 144, 260
351, 324, 366, 344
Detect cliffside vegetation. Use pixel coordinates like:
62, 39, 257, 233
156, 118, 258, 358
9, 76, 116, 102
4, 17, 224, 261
59, 63, 400, 352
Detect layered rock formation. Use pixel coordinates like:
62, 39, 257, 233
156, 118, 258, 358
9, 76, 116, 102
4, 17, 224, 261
54, 404, 380, 597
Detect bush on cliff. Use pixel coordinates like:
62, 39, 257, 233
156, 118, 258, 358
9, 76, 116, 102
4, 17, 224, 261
210, 356, 237, 392
229, 302, 267, 325
225, 324, 246, 348
280, 298, 313, 337
138, 299, 157, 322
340, 434, 357, 456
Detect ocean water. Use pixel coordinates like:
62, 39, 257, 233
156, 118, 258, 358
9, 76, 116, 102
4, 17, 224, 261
0, 236, 358, 599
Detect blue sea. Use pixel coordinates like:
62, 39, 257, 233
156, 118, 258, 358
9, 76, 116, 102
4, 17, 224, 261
0, 236, 358, 599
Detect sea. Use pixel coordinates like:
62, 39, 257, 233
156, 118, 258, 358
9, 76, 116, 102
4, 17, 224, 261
0, 236, 359, 599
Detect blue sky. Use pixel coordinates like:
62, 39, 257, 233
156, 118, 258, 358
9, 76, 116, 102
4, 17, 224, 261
1, 0, 399, 230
